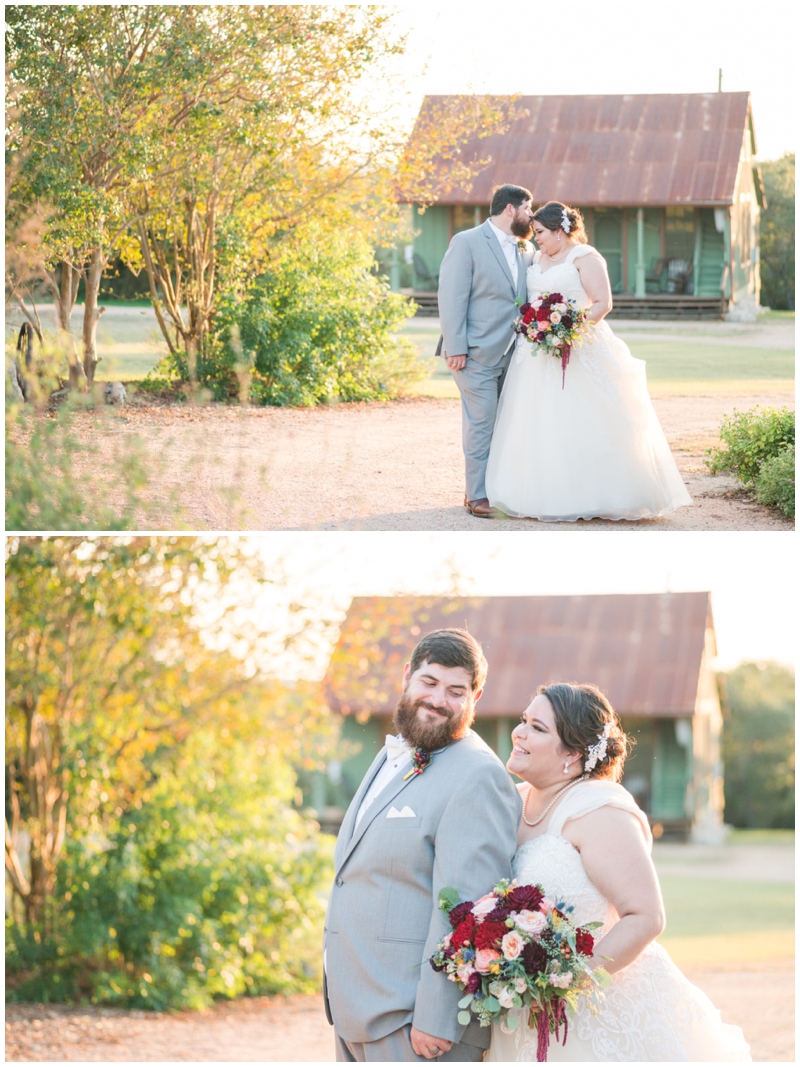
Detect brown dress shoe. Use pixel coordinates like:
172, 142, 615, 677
464, 497, 497, 518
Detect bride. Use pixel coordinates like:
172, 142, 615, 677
486, 683, 751, 1062
485, 201, 692, 521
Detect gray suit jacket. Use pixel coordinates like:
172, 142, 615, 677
323, 730, 521, 1046
437, 221, 534, 367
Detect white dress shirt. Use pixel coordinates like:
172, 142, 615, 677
489, 218, 519, 285
354, 735, 412, 828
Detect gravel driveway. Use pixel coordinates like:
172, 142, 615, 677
60, 389, 794, 531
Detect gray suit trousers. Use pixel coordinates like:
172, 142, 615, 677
335, 1025, 484, 1062
451, 354, 511, 501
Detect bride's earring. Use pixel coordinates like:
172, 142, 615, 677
563, 759, 571, 774
558, 233, 561, 241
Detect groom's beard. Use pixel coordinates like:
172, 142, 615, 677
392, 692, 475, 751
510, 215, 533, 240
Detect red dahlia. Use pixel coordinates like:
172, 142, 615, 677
451, 915, 477, 947
474, 920, 509, 950
506, 884, 545, 912
448, 901, 475, 928
575, 929, 595, 955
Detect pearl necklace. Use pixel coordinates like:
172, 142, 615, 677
521, 773, 589, 827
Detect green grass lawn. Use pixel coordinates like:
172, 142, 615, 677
398, 317, 795, 399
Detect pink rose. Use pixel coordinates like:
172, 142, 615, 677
550, 311, 562, 324
501, 931, 524, 959
475, 948, 501, 973
471, 894, 500, 918
540, 898, 556, 914
513, 909, 548, 936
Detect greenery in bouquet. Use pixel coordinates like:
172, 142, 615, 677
430, 880, 609, 1062
513, 293, 594, 388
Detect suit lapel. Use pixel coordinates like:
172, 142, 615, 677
335, 747, 387, 866
338, 762, 417, 869
483, 222, 516, 293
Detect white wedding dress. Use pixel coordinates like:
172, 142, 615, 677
486, 781, 751, 1062
485, 246, 692, 521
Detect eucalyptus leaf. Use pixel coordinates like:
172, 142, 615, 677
457, 1011, 471, 1026
458, 994, 474, 1008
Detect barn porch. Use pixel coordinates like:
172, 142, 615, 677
395, 92, 764, 320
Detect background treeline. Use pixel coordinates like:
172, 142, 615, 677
758, 153, 795, 311
5, 5, 517, 403
720, 661, 795, 829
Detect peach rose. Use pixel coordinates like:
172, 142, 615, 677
501, 931, 524, 959
514, 909, 548, 936
550, 311, 562, 324
475, 948, 501, 973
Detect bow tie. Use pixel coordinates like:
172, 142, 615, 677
504, 234, 519, 247
385, 734, 411, 762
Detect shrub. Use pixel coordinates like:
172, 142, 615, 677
5, 730, 334, 1010
755, 444, 795, 518
147, 223, 431, 405
5, 399, 151, 530
705, 405, 795, 486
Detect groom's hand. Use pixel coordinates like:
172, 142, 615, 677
445, 354, 466, 371
410, 1026, 453, 1059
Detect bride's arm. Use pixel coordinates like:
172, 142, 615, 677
574, 252, 613, 323
562, 805, 665, 975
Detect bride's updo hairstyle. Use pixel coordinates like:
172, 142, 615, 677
532, 201, 588, 244
538, 682, 632, 782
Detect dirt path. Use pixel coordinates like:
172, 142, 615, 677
61, 389, 794, 531
5, 961, 794, 1062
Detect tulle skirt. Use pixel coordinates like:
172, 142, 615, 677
485, 322, 692, 521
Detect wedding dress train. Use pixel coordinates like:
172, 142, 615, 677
485, 246, 692, 521
486, 781, 751, 1062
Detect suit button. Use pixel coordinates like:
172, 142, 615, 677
335, 877, 344, 887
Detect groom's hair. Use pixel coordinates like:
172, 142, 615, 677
490, 184, 533, 216
408, 628, 488, 692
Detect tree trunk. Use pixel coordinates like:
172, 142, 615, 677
82, 247, 106, 385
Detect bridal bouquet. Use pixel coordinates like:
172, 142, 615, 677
429, 879, 609, 1062
513, 292, 594, 389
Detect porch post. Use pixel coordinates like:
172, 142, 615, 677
635, 208, 646, 297
692, 209, 702, 296
389, 245, 401, 292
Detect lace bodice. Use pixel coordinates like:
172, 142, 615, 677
513, 835, 614, 935
527, 245, 597, 308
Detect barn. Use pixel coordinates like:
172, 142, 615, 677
395, 92, 765, 320
317, 593, 725, 841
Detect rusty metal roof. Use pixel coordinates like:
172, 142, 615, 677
406, 93, 753, 206
325, 593, 713, 719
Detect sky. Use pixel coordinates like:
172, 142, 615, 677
236, 532, 796, 679
379, 0, 795, 160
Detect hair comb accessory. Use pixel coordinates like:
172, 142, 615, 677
584, 721, 612, 773
561, 208, 572, 234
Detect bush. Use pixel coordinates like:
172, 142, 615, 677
5, 399, 151, 530
705, 405, 795, 486
148, 223, 431, 405
6, 729, 334, 1010
754, 443, 795, 517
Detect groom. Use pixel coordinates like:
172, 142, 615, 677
323, 628, 521, 1061
437, 184, 535, 517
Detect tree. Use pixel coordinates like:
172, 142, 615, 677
759, 153, 795, 311
5, 536, 339, 1006
720, 661, 794, 829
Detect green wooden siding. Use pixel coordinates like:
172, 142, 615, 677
592, 208, 624, 292
651, 719, 692, 820
625, 208, 661, 293
694, 208, 726, 296
412, 205, 450, 289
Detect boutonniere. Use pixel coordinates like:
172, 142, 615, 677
403, 748, 432, 780
517, 239, 529, 253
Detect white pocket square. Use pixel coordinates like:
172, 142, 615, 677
387, 805, 416, 818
